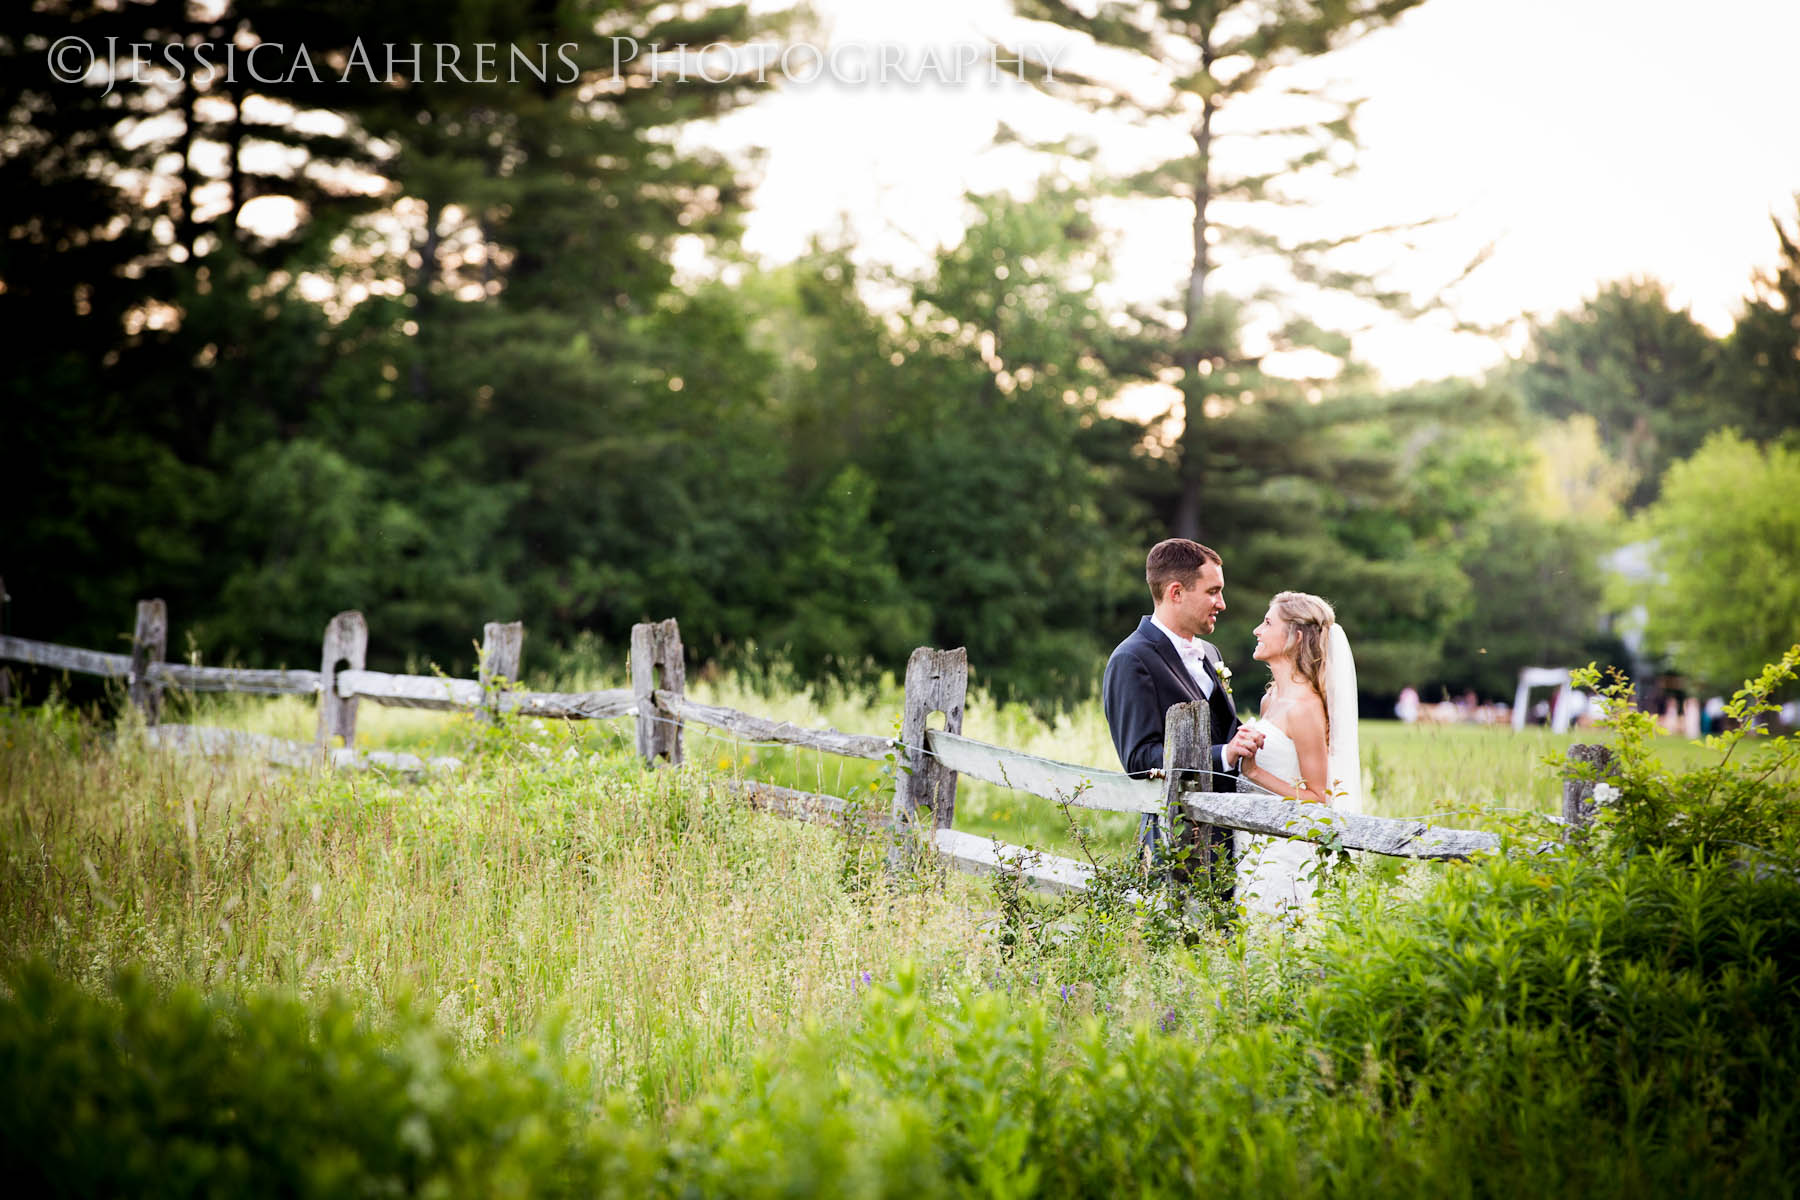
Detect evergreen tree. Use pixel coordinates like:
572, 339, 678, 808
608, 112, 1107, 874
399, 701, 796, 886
1723, 200, 1800, 446
1510, 279, 1723, 509
3, 0, 781, 672
1008, 0, 1430, 542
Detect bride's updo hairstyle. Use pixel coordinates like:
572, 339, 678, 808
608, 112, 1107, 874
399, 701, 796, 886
1269, 591, 1336, 741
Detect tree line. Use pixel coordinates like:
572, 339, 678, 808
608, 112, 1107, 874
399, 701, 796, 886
5, 1, 1796, 708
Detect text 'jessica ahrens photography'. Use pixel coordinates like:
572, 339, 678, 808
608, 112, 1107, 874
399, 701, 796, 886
46, 35, 1067, 95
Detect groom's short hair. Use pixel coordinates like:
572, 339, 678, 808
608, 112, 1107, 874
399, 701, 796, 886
1146, 538, 1221, 603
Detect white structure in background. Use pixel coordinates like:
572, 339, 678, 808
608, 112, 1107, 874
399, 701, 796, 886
1514, 667, 1576, 733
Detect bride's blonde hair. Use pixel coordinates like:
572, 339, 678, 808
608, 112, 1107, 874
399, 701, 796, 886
1267, 591, 1336, 744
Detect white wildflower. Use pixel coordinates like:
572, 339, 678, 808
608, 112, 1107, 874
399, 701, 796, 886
1592, 782, 1620, 805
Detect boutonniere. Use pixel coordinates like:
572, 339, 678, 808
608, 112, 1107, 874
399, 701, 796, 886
1215, 663, 1233, 696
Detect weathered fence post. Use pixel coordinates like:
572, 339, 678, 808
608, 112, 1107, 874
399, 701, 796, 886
479, 621, 524, 724
893, 647, 968, 830
630, 619, 685, 766
1562, 743, 1616, 832
1163, 701, 1214, 884
315, 611, 367, 750
129, 599, 167, 725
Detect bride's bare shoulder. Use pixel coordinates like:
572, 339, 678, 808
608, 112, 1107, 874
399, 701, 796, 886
1286, 691, 1328, 747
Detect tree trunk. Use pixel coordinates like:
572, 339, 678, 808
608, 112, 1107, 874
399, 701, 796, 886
1174, 29, 1217, 544
411, 199, 438, 401
225, 80, 245, 239
176, 61, 197, 258
1184, 100, 1215, 345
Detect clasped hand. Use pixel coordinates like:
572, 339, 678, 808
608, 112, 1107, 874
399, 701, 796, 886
1223, 725, 1264, 771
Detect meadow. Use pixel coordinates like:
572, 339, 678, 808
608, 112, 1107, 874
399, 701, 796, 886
146, 663, 1618, 853
0, 671, 1582, 1102
1, 663, 1793, 1195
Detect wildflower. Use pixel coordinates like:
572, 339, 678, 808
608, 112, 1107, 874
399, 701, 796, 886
1592, 782, 1620, 805
1060, 984, 1071, 1003
1159, 1007, 1180, 1033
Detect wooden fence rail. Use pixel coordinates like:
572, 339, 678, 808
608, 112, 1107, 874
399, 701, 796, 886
3, 602, 1556, 898
0, 635, 323, 694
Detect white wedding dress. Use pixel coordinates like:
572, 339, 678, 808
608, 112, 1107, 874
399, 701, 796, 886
1232, 623, 1363, 920
1233, 719, 1322, 918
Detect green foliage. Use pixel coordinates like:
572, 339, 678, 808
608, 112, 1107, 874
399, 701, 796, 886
763, 466, 929, 692
0, 963, 623, 1197
1200, 384, 1530, 695
13, 0, 1795, 719
1571, 646, 1800, 859
742, 196, 1156, 710
7, 651, 1800, 1194
1436, 508, 1617, 698
1724, 201, 1800, 445
1635, 432, 1800, 689
1512, 279, 1724, 508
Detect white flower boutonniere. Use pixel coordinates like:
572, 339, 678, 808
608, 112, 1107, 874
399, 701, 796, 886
1215, 663, 1233, 697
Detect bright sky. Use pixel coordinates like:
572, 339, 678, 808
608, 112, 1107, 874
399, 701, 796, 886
698, 0, 1800, 388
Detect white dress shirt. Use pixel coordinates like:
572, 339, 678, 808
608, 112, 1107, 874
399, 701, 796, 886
1150, 615, 1214, 700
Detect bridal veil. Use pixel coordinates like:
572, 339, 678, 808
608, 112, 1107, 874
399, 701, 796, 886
1324, 623, 1361, 813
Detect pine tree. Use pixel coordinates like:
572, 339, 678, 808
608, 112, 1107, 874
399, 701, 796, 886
1724, 201, 1800, 445
1008, 0, 1430, 540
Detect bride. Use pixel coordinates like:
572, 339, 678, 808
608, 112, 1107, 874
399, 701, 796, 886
1233, 591, 1361, 919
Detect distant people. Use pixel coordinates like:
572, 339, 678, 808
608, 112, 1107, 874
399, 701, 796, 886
1682, 696, 1702, 738
1395, 686, 1420, 724
1703, 696, 1726, 735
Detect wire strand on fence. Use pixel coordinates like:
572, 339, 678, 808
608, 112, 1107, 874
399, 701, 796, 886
617, 702, 1528, 830
5, 638, 1541, 831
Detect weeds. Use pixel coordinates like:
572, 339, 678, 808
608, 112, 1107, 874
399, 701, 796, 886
4, 651, 1796, 1193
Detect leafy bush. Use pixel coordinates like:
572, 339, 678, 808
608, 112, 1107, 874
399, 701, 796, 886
1572, 645, 1800, 860
7, 654, 1799, 1196
1302, 646, 1800, 1187
0, 964, 639, 1198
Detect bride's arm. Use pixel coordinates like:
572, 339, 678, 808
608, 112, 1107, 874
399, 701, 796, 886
1243, 701, 1332, 806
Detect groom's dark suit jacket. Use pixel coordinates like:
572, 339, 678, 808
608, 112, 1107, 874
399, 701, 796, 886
1102, 616, 1240, 790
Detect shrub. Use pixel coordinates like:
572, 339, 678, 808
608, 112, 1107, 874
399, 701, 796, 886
1301, 646, 1800, 1189
0, 964, 640, 1198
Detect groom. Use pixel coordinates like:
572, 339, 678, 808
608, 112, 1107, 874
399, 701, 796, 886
1102, 538, 1262, 869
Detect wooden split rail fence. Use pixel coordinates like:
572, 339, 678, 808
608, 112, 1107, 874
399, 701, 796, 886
2, 598, 1609, 898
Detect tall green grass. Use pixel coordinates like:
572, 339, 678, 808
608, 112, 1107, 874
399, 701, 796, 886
3, 651, 1796, 1194
0, 692, 1213, 1113
0, 699, 1012, 1111
161, 669, 1639, 859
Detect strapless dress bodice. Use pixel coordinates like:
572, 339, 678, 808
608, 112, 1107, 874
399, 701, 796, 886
1244, 717, 1301, 785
